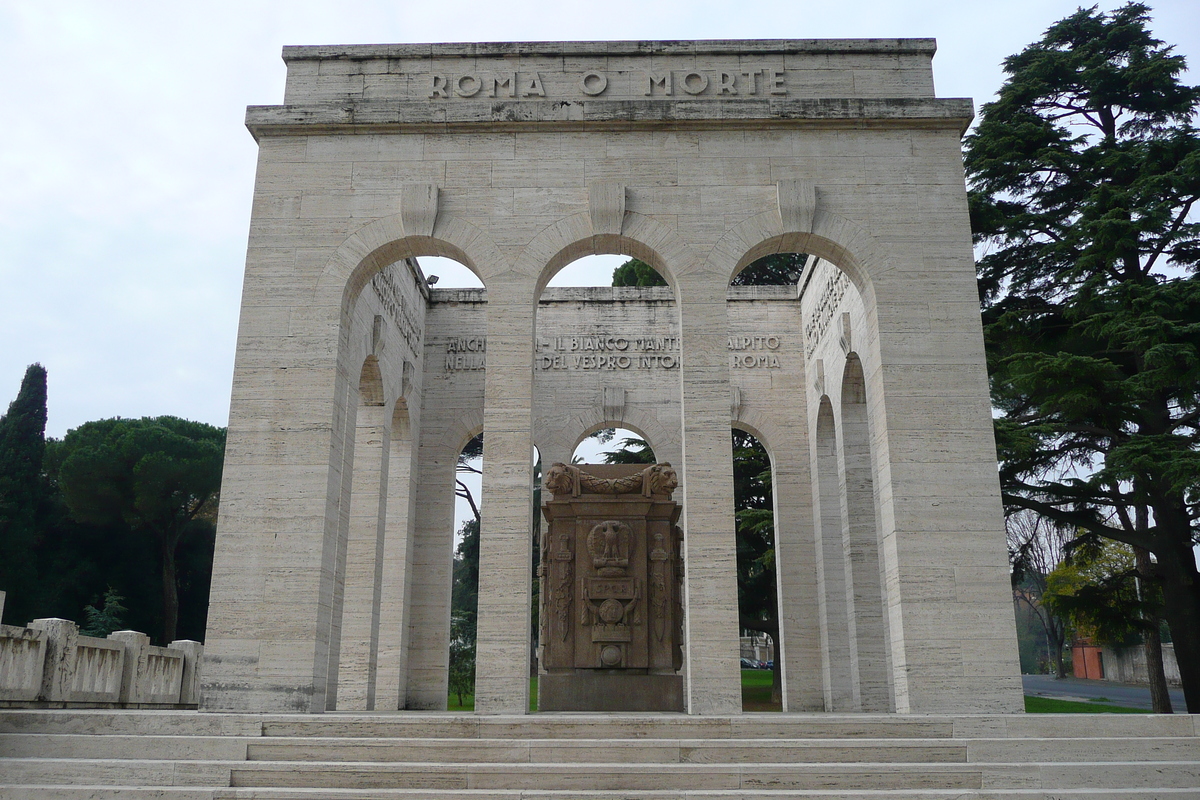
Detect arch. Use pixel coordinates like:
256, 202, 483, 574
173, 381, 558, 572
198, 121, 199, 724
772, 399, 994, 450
518, 211, 700, 299
312, 211, 506, 322
359, 355, 385, 407
703, 208, 889, 306
568, 418, 664, 462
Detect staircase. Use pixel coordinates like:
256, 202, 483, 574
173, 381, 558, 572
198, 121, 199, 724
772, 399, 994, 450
1, 709, 1198, 798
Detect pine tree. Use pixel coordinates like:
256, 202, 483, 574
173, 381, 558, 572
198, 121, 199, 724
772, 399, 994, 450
964, 3, 1200, 711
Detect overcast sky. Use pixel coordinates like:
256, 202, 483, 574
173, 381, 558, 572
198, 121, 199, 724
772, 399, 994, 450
2, 1, 1197, 438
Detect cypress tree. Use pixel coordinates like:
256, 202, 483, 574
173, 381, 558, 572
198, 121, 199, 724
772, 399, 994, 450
0, 364, 48, 624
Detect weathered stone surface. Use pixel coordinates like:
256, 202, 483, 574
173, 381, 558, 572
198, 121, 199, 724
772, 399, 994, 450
203, 37, 1021, 717
538, 464, 684, 712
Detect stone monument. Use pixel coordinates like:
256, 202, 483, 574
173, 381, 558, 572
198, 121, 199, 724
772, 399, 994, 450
538, 462, 684, 711
200, 38, 1024, 716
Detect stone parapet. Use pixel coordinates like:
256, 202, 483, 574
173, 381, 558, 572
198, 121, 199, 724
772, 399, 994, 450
0, 616, 202, 708
0, 624, 46, 702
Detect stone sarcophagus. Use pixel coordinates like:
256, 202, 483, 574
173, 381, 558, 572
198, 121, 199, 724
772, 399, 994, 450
538, 462, 684, 712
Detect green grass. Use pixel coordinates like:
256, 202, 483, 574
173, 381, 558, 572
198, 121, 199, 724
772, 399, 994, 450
1024, 695, 1146, 713
451, 671, 784, 712
448, 677, 538, 712
453, 677, 1149, 715
741, 668, 782, 712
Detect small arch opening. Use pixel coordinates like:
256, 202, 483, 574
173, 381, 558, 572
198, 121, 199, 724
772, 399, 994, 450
417, 255, 485, 289
730, 252, 810, 287
572, 426, 657, 465
448, 432, 482, 711
731, 428, 782, 712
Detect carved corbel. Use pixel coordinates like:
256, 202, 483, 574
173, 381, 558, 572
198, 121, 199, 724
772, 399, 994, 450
839, 312, 852, 354
588, 181, 627, 237
776, 179, 817, 234
400, 183, 439, 238
812, 358, 825, 397
602, 386, 626, 422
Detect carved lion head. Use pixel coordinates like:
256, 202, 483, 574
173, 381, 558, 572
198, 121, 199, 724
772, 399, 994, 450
648, 462, 679, 497
544, 462, 574, 496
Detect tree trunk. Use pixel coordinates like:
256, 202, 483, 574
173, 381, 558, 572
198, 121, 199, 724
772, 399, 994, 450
1134, 545, 1172, 714
1052, 628, 1068, 678
160, 535, 179, 644
1154, 541, 1200, 713
1143, 622, 1173, 714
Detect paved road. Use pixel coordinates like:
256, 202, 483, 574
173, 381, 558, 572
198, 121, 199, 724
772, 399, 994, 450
1023, 674, 1186, 711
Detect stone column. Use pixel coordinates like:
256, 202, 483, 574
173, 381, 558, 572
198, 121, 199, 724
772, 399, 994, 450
812, 401, 856, 710
321, 377, 358, 711
374, 405, 419, 710
867, 266, 1022, 713
201, 204, 350, 712
838, 362, 892, 711
404, 441, 457, 709
336, 403, 390, 709
676, 279, 741, 715
769, 443, 825, 712
474, 285, 536, 714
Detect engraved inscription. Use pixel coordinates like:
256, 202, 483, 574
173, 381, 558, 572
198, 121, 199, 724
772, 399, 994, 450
537, 335, 680, 371
446, 332, 789, 371
370, 270, 422, 354
805, 271, 850, 357
421, 68, 787, 100
444, 336, 485, 371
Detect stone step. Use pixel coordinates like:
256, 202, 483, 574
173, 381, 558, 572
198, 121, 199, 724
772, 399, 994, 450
2, 710, 1196, 741
210, 791, 1200, 800
13, 757, 1199, 793
0, 758, 234, 787
0, 710, 263, 737
225, 760, 1200, 792
8, 731, 1195, 765
242, 735, 1200, 764
245, 737, 969, 764
0, 733, 250, 760
260, 717, 960, 740
0, 788, 217, 800
7, 789, 1200, 800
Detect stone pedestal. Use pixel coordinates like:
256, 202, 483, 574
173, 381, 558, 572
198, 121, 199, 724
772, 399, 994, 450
538, 463, 684, 712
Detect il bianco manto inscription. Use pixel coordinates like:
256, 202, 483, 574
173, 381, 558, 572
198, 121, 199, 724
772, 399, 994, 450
427, 69, 788, 99
442, 334, 787, 372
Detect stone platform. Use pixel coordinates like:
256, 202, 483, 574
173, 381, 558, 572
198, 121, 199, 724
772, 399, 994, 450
1, 710, 1198, 798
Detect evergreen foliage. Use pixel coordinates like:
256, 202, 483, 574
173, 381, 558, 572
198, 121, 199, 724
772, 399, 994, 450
0, 364, 47, 625
52, 416, 225, 643
731, 431, 781, 701
598, 435, 656, 464
448, 609, 476, 707
964, 3, 1200, 710
611, 253, 807, 287
731, 253, 807, 286
80, 587, 128, 638
612, 258, 667, 286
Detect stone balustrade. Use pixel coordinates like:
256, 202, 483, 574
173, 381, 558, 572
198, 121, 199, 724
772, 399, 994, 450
0, 596, 202, 708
